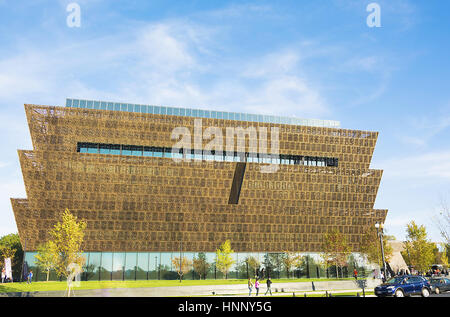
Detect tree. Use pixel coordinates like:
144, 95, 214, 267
402, 221, 435, 273
215, 240, 236, 279
438, 243, 449, 270
35, 242, 58, 282
359, 226, 393, 266
245, 256, 260, 278
433, 196, 450, 244
263, 253, 283, 278
48, 208, 87, 278
282, 252, 303, 278
193, 253, 210, 280
0, 233, 23, 281
172, 256, 192, 282
321, 229, 351, 278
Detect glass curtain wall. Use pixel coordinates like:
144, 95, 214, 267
24, 251, 375, 281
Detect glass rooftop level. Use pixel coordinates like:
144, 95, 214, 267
65, 98, 341, 128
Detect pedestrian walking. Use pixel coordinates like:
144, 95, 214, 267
353, 269, 358, 280
248, 278, 253, 296
265, 277, 273, 296
27, 270, 33, 284
255, 278, 260, 296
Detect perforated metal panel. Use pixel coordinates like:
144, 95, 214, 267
11, 104, 387, 252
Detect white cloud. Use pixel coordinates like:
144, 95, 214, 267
376, 150, 450, 180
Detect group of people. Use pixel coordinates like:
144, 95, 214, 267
247, 277, 273, 296
1, 268, 33, 284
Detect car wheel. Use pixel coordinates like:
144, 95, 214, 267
435, 287, 440, 295
394, 289, 404, 297
421, 288, 430, 297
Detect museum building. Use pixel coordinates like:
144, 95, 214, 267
12, 98, 387, 281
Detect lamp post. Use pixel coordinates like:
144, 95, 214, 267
375, 222, 387, 282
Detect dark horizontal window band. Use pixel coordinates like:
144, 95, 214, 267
77, 142, 339, 167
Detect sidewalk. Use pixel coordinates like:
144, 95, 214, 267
0, 278, 383, 297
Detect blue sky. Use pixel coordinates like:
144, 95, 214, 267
0, 0, 449, 243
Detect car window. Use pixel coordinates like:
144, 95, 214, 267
445, 279, 450, 284
386, 277, 404, 284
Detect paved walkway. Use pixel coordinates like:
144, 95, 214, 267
0, 279, 382, 297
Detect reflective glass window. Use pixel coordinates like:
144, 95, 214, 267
131, 145, 143, 156
99, 144, 111, 155
85, 252, 101, 281
110, 144, 120, 155
149, 253, 159, 280
112, 252, 125, 280
125, 253, 137, 280
153, 147, 163, 157
163, 148, 172, 158
143, 146, 153, 157
100, 252, 113, 280
121, 145, 132, 156
136, 252, 150, 280
87, 144, 99, 154
160, 253, 176, 280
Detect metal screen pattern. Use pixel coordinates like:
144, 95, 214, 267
12, 104, 387, 252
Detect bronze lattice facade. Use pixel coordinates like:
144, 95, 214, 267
11, 99, 387, 253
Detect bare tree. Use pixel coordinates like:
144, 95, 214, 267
434, 196, 450, 244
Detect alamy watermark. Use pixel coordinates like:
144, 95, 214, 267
170, 119, 280, 173
65, 262, 82, 297
366, 2, 381, 28
66, 2, 81, 28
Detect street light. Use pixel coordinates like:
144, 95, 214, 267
375, 222, 387, 281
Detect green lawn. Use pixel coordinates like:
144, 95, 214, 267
0, 277, 363, 293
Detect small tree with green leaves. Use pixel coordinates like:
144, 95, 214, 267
172, 256, 192, 282
359, 226, 393, 266
215, 240, 236, 279
35, 242, 58, 282
282, 252, 303, 278
402, 221, 435, 273
193, 253, 210, 280
0, 233, 23, 281
439, 243, 449, 270
321, 229, 351, 278
245, 256, 260, 278
49, 208, 87, 278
